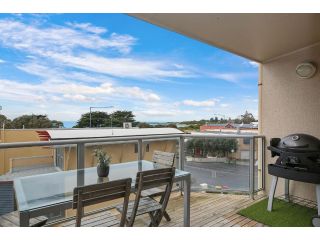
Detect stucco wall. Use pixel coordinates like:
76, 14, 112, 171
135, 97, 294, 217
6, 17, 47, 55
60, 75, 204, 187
260, 43, 320, 201
62, 140, 177, 171
0, 129, 53, 174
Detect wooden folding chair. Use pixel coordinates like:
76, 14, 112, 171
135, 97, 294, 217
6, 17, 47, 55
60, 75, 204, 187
141, 151, 175, 221
62, 178, 131, 227
117, 167, 175, 227
152, 151, 175, 168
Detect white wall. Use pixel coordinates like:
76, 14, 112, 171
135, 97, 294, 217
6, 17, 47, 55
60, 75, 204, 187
260, 43, 320, 201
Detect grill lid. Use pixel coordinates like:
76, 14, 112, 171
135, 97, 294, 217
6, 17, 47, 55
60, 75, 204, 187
269, 133, 320, 155
277, 133, 320, 152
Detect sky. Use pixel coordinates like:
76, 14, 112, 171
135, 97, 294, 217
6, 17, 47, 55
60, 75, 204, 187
0, 14, 258, 125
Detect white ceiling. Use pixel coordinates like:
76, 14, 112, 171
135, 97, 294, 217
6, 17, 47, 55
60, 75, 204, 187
131, 13, 320, 63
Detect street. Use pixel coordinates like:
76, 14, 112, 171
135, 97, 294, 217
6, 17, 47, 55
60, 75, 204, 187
184, 161, 259, 191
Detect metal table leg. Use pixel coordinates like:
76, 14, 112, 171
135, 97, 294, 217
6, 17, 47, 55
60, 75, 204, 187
267, 176, 278, 212
183, 174, 191, 227
20, 211, 30, 227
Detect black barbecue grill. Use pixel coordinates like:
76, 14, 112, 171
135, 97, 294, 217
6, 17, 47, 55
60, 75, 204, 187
267, 133, 320, 227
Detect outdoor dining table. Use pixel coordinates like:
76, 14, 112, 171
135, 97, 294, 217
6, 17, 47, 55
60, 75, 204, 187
14, 160, 191, 227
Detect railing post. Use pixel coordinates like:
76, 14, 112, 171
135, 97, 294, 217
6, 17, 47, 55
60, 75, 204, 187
179, 136, 185, 170
137, 139, 143, 161
77, 143, 85, 170
249, 138, 255, 199
77, 143, 85, 186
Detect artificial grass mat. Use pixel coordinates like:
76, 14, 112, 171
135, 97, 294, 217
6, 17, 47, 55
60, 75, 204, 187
238, 198, 317, 227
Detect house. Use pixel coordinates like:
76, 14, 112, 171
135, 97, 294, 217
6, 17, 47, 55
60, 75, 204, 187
44, 128, 180, 171
200, 122, 258, 134
0, 128, 181, 175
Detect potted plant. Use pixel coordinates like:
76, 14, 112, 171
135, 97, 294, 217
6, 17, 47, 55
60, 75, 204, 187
93, 147, 111, 177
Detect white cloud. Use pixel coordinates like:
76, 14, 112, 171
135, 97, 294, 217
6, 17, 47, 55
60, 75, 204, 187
66, 22, 107, 34
16, 62, 116, 84
208, 72, 257, 83
136, 109, 194, 118
0, 19, 136, 55
0, 78, 161, 104
63, 94, 96, 102
208, 73, 239, 83
0, 19, 194, 81
248, 61, 259, 67
182, 99, 216, 107
138, 110, 177, 117
0, 59, 5, 63
220, 103, 230, 108
45, 52, 194, 80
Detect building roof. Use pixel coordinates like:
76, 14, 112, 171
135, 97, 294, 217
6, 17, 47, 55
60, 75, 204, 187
45, 128, 183, 140
205, 123, 258, 129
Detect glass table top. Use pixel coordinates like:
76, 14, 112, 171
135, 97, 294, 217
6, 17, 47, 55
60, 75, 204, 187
14, 160, 190, 212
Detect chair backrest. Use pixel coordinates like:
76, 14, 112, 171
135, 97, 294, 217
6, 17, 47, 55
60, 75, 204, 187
129, 167, 175, 225
0, 181, 14, 216
72, 178, 132, 227
152, 151, 175, 167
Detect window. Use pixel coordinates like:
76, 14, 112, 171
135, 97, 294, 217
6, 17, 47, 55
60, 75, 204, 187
134, 143, 138, 153
135, 143, 149, 153
243, 138, 250, 145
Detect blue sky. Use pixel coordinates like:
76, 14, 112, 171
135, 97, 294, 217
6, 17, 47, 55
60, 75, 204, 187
0, 14, 258, 124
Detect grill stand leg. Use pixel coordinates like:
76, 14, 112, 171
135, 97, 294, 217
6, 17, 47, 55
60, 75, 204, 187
312, 184, 320, 227
267, 176, 278, 212
316, 184, 320, 216
284, 179, 290, 202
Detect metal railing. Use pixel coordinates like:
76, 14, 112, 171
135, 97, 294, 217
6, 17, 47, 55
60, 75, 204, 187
0, 132, 265, 198
183, 133, 265, 198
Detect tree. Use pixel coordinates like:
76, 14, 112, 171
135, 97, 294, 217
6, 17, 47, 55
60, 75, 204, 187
137, 122, 153, 128
0, 114, 13, 128
186, 138, 238, 158
167, 123, 177, 128
51, 120, 64, 128
11, 114, 52, 129
74, 110, 136, 128
110, 111, 135, 127
240, 110, 256, 124
74, 111, 109, 128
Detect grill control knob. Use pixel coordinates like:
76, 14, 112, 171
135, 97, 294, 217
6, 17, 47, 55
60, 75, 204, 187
292, 135, 300, 141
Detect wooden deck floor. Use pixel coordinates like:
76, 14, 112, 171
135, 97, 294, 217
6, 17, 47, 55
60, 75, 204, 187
135, 192, 265, 227
54, 192, 266, 227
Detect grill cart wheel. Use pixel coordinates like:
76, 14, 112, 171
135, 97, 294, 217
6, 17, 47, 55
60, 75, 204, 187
312, 216, 320, 227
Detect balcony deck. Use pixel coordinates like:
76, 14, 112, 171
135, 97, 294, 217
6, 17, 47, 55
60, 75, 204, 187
53, 192, 266, 227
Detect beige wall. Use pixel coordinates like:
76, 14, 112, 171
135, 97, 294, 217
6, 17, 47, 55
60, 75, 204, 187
0, 129, 177, 175
62, 140, 177, 171
260, 43, 320, 201
0, 129, 53, 175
